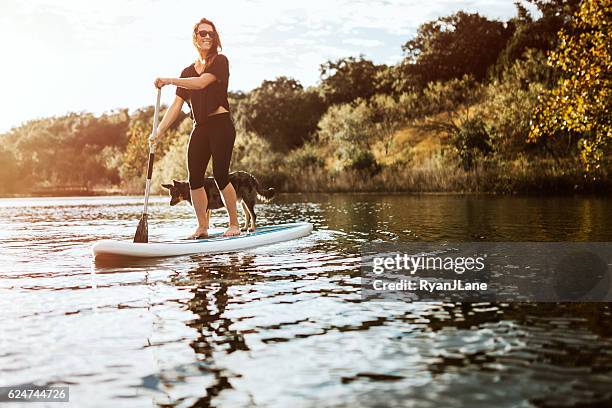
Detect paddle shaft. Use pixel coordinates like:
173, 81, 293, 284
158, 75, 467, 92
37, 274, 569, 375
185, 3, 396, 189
141, 88, 161, 215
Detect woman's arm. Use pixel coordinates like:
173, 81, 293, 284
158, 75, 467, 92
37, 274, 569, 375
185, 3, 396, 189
155, 74, 218, 90
150, 95, 184, 141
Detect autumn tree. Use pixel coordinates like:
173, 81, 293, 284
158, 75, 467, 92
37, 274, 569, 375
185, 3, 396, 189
529, 0, 611, 171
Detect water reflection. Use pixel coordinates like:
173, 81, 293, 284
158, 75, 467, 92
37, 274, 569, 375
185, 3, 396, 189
1, 194, 612, 407
171, 254, 256, 406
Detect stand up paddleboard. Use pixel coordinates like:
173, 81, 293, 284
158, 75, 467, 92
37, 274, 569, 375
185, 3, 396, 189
92, 222, 313, 259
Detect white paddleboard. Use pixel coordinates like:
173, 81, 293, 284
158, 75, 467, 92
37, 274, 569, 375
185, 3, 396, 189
92, 222, 313, 258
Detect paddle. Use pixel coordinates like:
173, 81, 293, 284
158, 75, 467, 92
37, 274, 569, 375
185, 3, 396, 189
133, 88, 161, 243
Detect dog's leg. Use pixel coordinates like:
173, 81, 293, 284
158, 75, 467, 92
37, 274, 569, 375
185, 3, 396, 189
244, 199, 256, 232
240, 201, 250, 232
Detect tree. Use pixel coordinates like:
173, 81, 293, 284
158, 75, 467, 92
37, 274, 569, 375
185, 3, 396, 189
70, 109, 130, 149
317, 99, 382, 172
235, 77, 325, 151
367, 94, 407, 155
529, 0, 612, 171
319, 56, 384, 105
120, 110, 177, 181
452, 117, 493, 170
374, 64, 406, 96
1, 112, 134, 190
400, 11, 513, 87
483, 50, 553, 157
0, 145, 20, 193
494, 0, 581, 77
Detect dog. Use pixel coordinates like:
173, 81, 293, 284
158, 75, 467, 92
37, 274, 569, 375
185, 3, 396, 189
161, 171, 275, 232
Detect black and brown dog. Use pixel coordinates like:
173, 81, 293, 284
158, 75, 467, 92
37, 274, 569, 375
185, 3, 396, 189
161, 171, 275, 232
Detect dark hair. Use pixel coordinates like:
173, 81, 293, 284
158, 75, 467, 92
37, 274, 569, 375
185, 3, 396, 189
192, 18, 222, 69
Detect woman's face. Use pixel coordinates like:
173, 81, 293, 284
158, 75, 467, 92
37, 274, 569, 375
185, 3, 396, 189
195, 23, 215, 53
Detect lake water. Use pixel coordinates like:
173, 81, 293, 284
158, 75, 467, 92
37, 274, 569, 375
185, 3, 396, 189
1, 194, 611, 407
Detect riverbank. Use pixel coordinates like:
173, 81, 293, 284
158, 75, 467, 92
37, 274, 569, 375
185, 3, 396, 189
2, 164, 610, 198
273, 161, 610, 195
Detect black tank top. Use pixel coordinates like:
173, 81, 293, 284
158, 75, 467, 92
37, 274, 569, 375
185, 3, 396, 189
176, 54, 230, 124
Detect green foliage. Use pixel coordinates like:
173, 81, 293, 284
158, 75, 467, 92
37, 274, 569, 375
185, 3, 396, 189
452, 117, 493, 170
319, 56, 386, 104
373, 65, 400, 96
0, 145, 20, 193
99, 145, 123, 185
119, 107, 184, 182
70, 110, 130, 148
317, 101, 376, 171
284, 143, 324, 170
420, 75, 483, 116
529, 0, 612, 171
317, 97, 402, 172
233, 130, 280, 172
151, 133, 189, 193
318, 100, 372, 149
366, 94, 407, 154
401, 11, 513, 87
0, 111, 132, 191
481, 50, 552, 156
120, 120, 152, 181
52, 145, 114, 187
346, 148, 380, 173
1, 2, 607, 195
413, 76, 485, 140
318, 94, 411, 151
499, 48, 555, 88
494, 0, 581, 76
235, 77, 325, 151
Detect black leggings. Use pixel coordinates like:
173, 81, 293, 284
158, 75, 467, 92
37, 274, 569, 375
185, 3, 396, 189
187, 112, 236, 191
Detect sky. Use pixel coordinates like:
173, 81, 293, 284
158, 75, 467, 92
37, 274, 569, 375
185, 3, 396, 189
0, 0, 538, 133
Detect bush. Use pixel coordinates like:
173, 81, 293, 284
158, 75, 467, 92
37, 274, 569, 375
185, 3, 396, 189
367, 94, 407, 154
231, 130, 286, 187
151, 134, 189, 193
420, 75, 482, 116
452, 117, 492, 170
284, 143, 325, 170
480, 50, 552, 158
317, 101, 372, 149
349, 148, 380, 173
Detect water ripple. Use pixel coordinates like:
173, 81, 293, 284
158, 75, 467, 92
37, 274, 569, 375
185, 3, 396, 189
0, 195, 611, 407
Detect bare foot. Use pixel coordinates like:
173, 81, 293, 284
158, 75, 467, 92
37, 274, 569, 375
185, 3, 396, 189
223, 224, 241, 237
187, 226, 208, 239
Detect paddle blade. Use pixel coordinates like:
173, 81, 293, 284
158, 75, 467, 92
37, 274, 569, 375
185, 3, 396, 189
133, 213, 148, 243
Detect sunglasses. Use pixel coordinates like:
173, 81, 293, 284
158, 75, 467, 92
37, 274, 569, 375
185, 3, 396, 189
197, 30, 215, 38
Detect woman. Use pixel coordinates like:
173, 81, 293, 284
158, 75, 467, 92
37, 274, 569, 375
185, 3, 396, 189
151, 17, 240, 238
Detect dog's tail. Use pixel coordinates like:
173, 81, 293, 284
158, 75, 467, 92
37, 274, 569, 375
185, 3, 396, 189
253, 176, 275, 201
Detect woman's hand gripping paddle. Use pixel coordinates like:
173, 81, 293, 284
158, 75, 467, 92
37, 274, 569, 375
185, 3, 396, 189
133, 88, 161, 243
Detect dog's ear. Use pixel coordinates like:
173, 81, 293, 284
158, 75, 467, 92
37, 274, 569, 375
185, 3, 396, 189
172, 179, 179, 185
161, 184, 172, 190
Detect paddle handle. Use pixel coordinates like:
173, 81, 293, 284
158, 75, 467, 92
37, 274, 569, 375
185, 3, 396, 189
142, 88, 161, 215
151, 88, 161, 146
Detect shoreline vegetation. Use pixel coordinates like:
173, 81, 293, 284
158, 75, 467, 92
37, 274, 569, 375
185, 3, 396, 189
3, 159, 608, 198
2, 1, 610, 197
